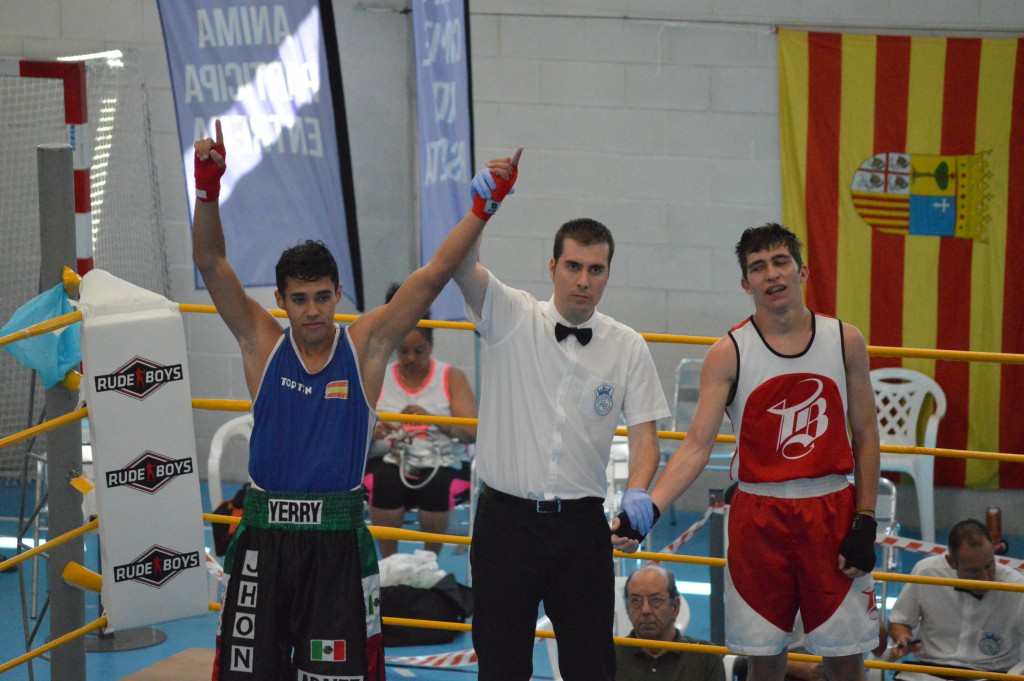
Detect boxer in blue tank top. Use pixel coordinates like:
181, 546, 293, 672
193, 119, 523, 681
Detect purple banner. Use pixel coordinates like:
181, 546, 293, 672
413, 0, 473, 321
158, 1, 360, 306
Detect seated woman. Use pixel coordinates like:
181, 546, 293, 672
363, 318, 477, 557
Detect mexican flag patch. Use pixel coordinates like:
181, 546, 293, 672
310, 639, 346, 662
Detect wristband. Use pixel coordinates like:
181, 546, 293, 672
854, 507, 876, 516
470, 164, 518, 220
839, 513, 878, 573
194, 143, 227, 202
612, 505, 661, 542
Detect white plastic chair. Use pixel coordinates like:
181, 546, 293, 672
207, 413, 254, 510
871, 368, 946, 545
536, 575, 691, 681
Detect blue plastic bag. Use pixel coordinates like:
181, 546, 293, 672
1, 283, 82, 388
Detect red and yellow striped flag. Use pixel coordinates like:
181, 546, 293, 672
778, 29, 1024, 489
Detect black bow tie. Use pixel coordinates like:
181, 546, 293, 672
555, 323, 593, 346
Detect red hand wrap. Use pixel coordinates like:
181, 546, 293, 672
471, 165, 518, 220
194, 144, 226, 202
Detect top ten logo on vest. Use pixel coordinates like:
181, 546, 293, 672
95, 356, 183, 400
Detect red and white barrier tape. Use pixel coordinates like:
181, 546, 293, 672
657, 503, 725, 554
386, 648, 478, 667
206, 551, 228, 584
876, 533, 1024, 570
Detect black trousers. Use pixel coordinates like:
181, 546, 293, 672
470, 487, 615, 681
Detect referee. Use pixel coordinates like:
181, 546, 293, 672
454, 151, 670, 681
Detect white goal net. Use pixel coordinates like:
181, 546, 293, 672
0, 49, 168, 480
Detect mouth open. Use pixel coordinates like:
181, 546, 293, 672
766, 285, 785, 295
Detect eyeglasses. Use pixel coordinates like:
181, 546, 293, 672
626, 594, 674, 610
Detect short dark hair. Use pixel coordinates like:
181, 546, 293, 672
275, 240, 339, 293
553, 218, 615, 265
735, 223, 803, 280
623, 564, 679, 602
947, 519, 993, 562
385, 282, 433, 345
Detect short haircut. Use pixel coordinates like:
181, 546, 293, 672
735, 222, 804, 280
624, 564, 679, 601
385, 282, 433, 345
947, 519, 993, 561
553, 218, 615, 265
275, 240, 339, 293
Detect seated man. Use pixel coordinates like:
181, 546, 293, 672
616, 564, 725, 681
888, 519, 1024, 680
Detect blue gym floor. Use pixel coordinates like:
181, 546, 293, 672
0, 479, 983, 681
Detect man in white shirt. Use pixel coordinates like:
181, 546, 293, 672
454, 153, 671, 681
888, 519, 1024, 680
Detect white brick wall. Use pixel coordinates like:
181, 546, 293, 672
0, 0, 1017, 488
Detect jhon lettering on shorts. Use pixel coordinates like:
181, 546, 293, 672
268, 498, 323, 524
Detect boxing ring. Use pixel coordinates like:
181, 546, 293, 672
2, 274, 1024, 680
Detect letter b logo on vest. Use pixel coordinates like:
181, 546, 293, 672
94, 356, 183, 400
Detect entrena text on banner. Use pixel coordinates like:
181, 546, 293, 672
193, 115, 324, 158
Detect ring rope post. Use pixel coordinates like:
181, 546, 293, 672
37, 142, 87, 681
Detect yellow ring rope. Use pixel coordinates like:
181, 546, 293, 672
4, 303, 1024, 364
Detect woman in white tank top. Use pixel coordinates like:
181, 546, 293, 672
364, 325, 478, 556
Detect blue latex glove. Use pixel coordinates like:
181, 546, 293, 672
620, 489, 655, 537
470, 167, 496, 200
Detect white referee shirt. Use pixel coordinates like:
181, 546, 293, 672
466, 272, 670, 501
889, 554, 1024, 672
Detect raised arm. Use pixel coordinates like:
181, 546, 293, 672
453, 152, 521, 317
192, 120, 282, 396
349, 148, 523, 401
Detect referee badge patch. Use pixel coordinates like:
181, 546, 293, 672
594, 384, 614, 416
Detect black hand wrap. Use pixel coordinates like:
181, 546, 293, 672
613, 504, 661, 542
839, 513, 878, 573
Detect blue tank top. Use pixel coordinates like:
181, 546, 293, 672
249, 326, 377, 492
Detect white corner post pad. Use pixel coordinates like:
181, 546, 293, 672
78, 269, 208, 631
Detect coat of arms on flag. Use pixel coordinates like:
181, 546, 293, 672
851, 151, 991, 240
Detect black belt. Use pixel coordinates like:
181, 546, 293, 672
481, 484, 603, 514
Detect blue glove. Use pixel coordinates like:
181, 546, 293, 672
621, 489, 655, 537
470, 167, 496, 200
470, 166, 516, 221
614, 504, 660, 542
